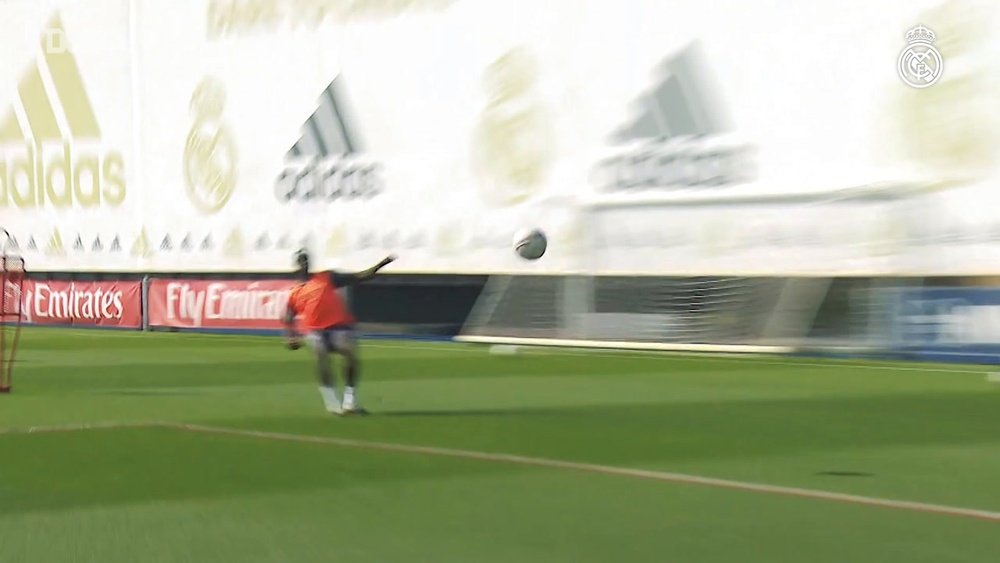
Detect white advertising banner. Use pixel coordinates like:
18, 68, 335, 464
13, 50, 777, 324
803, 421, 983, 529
2, 0, 999, 274
0, 0, 139, 271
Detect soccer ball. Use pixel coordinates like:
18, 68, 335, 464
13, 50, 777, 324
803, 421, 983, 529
513, 228, 547, 260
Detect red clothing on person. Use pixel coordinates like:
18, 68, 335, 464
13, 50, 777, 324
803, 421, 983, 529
287, 273, 355, 330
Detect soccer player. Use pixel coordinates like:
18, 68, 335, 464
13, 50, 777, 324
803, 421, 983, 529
284, 249, 396, 415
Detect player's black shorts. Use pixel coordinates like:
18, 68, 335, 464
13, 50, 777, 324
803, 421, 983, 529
306, 326, 356, 354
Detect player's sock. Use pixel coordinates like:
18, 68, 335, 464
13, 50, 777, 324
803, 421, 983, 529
318, 386, 341, 413
341, 358, 362, 412
345, 361, 358, 388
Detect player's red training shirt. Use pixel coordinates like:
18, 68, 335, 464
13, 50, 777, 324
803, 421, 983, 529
287, 273, 355, 331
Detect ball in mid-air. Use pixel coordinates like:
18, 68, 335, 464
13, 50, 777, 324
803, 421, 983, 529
513, 228, 547, 260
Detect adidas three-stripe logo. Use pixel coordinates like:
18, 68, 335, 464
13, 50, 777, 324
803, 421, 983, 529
595, 41, 755, 191
0, 17, 100, 143
614, 42, 731, 142
275, 76, 383, 203
0, 14, 126, 209
287, 77, 363, 159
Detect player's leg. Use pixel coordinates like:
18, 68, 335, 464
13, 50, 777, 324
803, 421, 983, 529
307, 330, 342, 414
341, 349, 361, 411
331, 328, 363, 413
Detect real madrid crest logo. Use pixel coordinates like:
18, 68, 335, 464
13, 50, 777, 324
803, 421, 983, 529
184, 77, 237, 214
898, 25, 944, 89
472, 47, 555, 207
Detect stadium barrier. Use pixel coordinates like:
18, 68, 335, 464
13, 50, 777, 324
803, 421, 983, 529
455, 276, 1000, 365
146, 279, 294, 331
889, 287, 1000, 364
20, 280, 142, 328
17, 272, 484, 337
11, 272, 1000, 364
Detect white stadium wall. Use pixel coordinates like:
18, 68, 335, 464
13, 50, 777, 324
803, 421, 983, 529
1, 0, 999, 275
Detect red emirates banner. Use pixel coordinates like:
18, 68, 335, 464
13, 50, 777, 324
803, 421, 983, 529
22, 280, 142, 328
148, 279, 295, 329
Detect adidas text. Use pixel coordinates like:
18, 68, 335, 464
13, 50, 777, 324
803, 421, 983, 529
0, 142, 126, 208
592, 138, 755, 191
275, 158, 382, 203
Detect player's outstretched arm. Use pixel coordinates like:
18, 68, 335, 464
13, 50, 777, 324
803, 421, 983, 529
330, 254, 397, 286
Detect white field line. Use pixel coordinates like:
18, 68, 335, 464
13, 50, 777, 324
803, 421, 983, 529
499, 347, 992, 375
2, 420, 998, 522
166, 423, 999, 523
360, 341, 991, 375
0, 421, 161, 435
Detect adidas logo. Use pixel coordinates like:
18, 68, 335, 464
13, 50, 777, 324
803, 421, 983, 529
613, 42, 730, 142
224, 229, 244, 257
275, 76, 383, 203
0, 14, 126, 209
20, 233, 113, 253
131, 229, 151, 258
593, 41, 755, 192
45, 228, 65, 256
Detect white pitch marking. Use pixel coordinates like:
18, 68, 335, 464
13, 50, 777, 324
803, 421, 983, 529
2, 420, 998, 522
172, 423, 1000, 523
514, 347, 992, 375
0, 420, 163, 436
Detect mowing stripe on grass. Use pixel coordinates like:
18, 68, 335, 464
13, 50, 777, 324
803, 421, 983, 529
172, 422, 1000, 523
19, 327, 992, 374
4, 420, 998, 523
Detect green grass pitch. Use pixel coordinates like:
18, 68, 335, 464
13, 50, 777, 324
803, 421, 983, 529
1, 328, 999, 562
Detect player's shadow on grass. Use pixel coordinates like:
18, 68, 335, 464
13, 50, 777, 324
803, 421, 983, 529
814, 470, 876, 477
